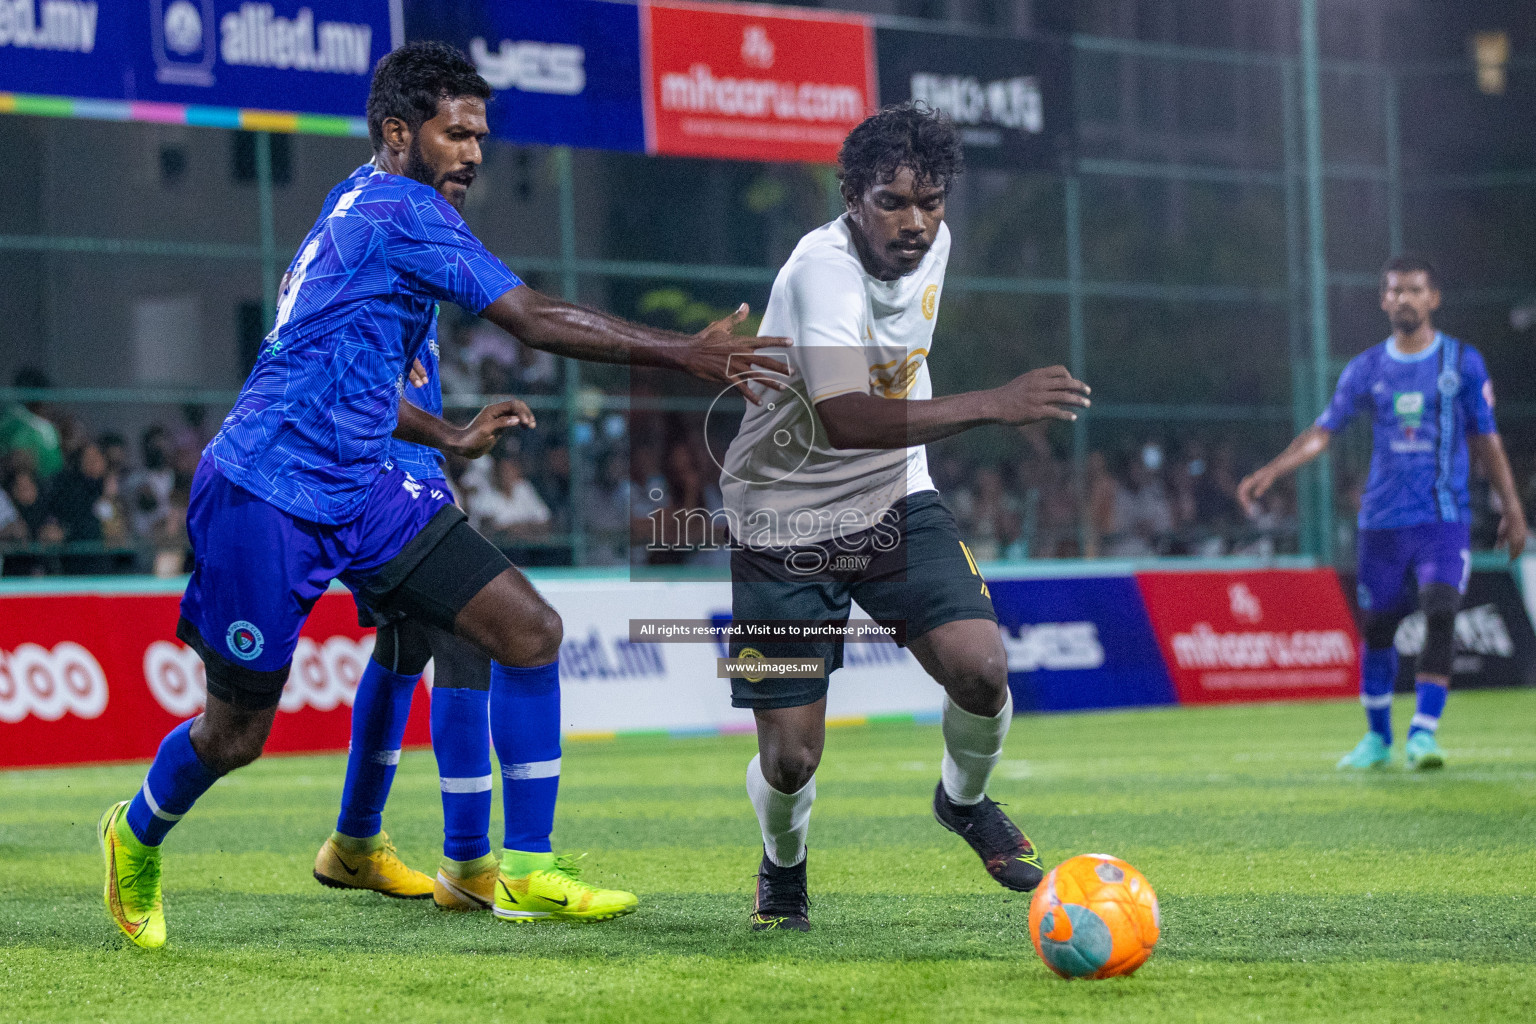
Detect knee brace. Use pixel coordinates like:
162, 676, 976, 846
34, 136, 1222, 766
426, 625, 492, 690
1362, 609, 1405, 652
1416, 582, 1461, 678
372, 618, 434, 677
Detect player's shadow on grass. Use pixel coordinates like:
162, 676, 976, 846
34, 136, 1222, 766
6, 890, 1535, 963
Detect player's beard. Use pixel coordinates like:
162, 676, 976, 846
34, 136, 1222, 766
1390, 307, 1424, 333
404, 137, 472, 209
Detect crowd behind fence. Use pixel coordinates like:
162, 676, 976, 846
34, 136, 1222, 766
5, 14, 1536, 575
4, 363, 1527, 577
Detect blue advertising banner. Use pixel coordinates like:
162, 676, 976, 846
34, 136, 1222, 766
404, 0, 645, 153
989, 576, 1176, 713
0, 1, 394, 120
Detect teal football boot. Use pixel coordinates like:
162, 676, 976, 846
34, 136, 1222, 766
1336, 732, 1391, 770
1405, 731, 1445, 770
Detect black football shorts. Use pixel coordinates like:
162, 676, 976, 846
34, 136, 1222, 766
728, 490, 996, 710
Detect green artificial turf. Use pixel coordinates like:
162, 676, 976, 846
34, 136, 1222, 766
3, 690, 1534, 1023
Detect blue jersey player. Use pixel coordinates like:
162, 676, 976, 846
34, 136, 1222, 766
99, 42, 790, 949
1239, 256, 1526, 771
316, 283, 512, 911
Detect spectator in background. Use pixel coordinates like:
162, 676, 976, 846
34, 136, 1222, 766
1108, 443, 1174, 557
125, 425, 175, 541
0, 482, 21, 542
0, 367, 64, 480
952, 464, 1020, 562
468, 447, 551, 543
99, 432, 129, 478
151, 477, 193, 577
538, 442, 572, 534
584, 451, 633, 566
643, 440, 726, 566
1, 469, 58, 575
47, 441, 124, 574
170, 403, 209, 466
1171, 439, 1238, 555
1085, 451, 1119, 558
55, 413, 88, 464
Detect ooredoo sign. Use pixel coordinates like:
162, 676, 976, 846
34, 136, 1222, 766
0, 592, 429, 769
642, 0, 876, 164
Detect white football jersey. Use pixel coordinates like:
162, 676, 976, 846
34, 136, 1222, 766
721, 215, 947, 547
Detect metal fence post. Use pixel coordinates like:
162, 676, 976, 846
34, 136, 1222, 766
1384, 72, 1403, 258
255, 131, 278, 331
555, 146, 587, 565
1281, 62, 1318, 558
1064, 174, 1088, 555
1300, 0, 1335, 564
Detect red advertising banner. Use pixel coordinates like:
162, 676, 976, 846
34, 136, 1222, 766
1135, 569, 1360, 704
642, 0, 876, 163
0, 591, 428, 769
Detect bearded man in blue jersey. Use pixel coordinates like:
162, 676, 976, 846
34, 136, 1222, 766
98, 42, 788, 948
1239, 255, 1526, 771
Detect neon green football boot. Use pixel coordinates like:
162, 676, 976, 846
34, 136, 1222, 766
1336, 732, 1391, 770
99, 801, 166, 949
493, 851, 638, 923
1405, 731, 1445, 770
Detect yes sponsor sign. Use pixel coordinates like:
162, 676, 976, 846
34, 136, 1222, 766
405, 0, 646, 152
875, 26, 1072, 170
642, 0, 876, 164
989, 576, 1175, 712
1136, 569, 1360, 704
1, 0, 390, 119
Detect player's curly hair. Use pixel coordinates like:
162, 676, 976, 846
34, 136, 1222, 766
367, 41, 492, 150
838, 102, 964, 203
1381, 254, 1439, 291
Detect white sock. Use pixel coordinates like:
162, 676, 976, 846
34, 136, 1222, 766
940, 691, 1013, 806
746, 754, 814, 868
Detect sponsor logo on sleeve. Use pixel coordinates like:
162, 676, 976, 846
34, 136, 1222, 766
921, 284, 938, 320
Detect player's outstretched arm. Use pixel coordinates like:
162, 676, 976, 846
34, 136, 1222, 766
1236, 427, 1331, 513
1469, 432, 1528, 560
481, 288, 790, 405
393, 399, 535, 460
817, 365, 1091, 450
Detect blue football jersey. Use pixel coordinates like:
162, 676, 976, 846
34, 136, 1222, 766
206, 166, 520, 523
1315, 333, 1496, 530
391, 306, 449, 484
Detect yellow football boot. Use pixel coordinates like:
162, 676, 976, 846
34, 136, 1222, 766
493, 852, 639, 923
433, 853, 499, 911
99, 801, 166, 949
313, 831, 433, 899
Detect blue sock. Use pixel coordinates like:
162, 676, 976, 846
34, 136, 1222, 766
1360, 646, 1396, 745
490, 660, 561, 854
1410, 679, 1448, 738
335, 660, 418, 839
125, 720, 220, 846
431, 686, 493, 862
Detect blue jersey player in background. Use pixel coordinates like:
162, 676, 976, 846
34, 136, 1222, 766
1239, 256, 1526, 771
318, 289, 512, 913
98, 42, 790, 949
